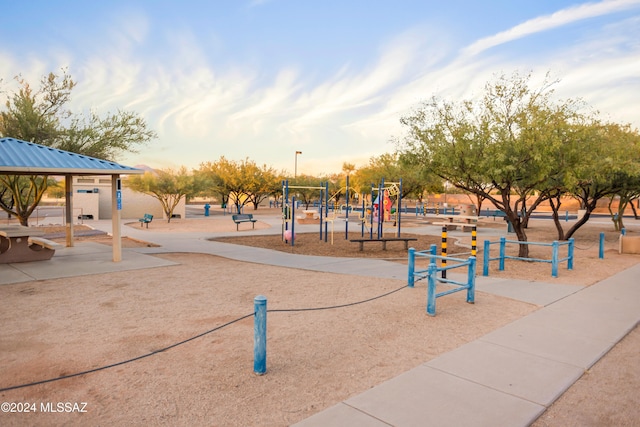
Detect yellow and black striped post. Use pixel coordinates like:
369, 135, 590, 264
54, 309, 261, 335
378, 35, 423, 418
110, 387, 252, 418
441, 226, 447, 279
471, 226, 477, 257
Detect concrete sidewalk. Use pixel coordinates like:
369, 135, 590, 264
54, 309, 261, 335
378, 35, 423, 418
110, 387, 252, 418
293, 263, 640, 426
1, 216, 637, 426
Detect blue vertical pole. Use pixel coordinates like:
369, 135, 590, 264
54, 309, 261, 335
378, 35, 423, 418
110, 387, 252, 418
291, 196, 296, 246
253, 295, 267, 375
467, 256, 476, 304
483, 240, 490, 276
499, 237, 506, 271
426, 262, 437, 316
397, 178, 402, 238
408, 247, 415, 288
325, 182, 329, 242
599, 232, 605, 259
568, 238, 574, 270
552, 241, 559, 278
345, 175, 350, 240
369, 184, 374, 239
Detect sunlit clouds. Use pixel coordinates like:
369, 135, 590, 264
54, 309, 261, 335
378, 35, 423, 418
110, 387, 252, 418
1, 0, 638, 174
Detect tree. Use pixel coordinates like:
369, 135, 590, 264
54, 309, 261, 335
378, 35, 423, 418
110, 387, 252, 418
126, 167, 203, 222
399, 72, 579, 257
0, 69, 157, 225
546, 121, 640, 238
198, 157, 280, 213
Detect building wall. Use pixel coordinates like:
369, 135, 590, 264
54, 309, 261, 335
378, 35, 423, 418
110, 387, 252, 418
72, 176, 186, 220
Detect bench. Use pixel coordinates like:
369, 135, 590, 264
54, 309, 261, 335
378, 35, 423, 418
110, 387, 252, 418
139, 213, 153, 228
25, 237, 63, 261
28, 236, 63, 251
350, 237, 417, 251
232, 214, 257, 231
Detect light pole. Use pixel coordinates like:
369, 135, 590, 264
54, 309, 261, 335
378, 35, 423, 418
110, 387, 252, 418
294, 151, 302, 178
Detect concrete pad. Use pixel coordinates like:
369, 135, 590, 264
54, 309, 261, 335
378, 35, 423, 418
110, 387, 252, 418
293, 402, 390, 427
426, 340, 584, 406
0, 264, 33, 285
342, 365, 544, 427
2, 243, 178, 282
479, 315, 615, 369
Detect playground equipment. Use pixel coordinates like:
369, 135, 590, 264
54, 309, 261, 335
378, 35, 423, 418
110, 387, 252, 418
358, 179, 404, 240
482, 237, 574, 278
408, 244, 476, 316
281, 180, 329, 246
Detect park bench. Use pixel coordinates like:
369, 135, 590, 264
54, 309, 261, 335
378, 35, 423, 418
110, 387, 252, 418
232, 213, 257, 231
139, 213, 153, 228
28, 236, 63, 251
350, 237, 417, 251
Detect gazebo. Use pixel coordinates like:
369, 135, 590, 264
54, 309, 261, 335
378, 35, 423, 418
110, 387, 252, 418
0, 137, 144, 262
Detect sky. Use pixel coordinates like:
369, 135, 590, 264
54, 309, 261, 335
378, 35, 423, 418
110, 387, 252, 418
1, 0, 639, 176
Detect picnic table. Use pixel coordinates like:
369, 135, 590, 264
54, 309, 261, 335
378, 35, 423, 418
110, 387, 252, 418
0, 225, 61, 263
433, 215, 481, 232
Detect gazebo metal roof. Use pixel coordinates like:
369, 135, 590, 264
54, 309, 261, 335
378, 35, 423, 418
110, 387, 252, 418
0, 137, 143, 175
1, 137, 143, 262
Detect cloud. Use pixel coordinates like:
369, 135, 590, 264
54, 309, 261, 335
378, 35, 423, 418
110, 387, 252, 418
463, 0, 640, 56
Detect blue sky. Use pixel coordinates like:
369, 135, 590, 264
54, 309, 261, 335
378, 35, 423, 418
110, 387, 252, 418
1, 0, 639, 175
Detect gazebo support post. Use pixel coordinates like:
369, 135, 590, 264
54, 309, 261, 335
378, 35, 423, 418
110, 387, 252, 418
65, 174, 74, 247
111, 174, 122, 262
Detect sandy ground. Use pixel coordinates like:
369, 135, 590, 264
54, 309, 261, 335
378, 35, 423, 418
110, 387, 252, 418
0, 213, 638, 426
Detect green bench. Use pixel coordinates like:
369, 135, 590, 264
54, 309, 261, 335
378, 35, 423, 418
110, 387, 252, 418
139, 213, 153, 228
232, 214, 257, 231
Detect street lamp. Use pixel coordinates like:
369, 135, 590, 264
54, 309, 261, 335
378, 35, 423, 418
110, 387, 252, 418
294, 151, 302, 178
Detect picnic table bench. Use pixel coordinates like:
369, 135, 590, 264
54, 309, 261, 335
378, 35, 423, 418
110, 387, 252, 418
139, 213, 153, 228
350, 237, 417, 251
0, 226, 62, 263
232, 213, 258, 231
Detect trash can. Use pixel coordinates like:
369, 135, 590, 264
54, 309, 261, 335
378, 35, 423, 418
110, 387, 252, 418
204, 204, 211, 217
507, 220, 514, 233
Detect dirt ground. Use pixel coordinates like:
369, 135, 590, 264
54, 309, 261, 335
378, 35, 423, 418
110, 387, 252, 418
0, 214, 638, 426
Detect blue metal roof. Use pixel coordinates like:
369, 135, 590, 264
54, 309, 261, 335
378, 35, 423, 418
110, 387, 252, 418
0, 137, 143, 175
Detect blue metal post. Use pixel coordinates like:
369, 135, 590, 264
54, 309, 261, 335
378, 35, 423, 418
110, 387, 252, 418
568, 238, 574, 270
483, 240, 490, 276
599, 232, 605, 259
253, 295, 267, 375
345, 175, 350, 239
426, 262, 437, 316
291, 196, 296, 246
408, 247, 415, 288
552, 241, 559, 278
467, 256, 476, 304
499, 237, 506, 271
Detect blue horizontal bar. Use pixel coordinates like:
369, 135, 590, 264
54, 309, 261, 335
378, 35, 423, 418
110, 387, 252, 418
436, 286, 470, 298
504, 255, 551, 264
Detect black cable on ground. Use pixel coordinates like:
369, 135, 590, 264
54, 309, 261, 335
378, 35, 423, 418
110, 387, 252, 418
0, 313, 255, 393
0, 284, 409, 393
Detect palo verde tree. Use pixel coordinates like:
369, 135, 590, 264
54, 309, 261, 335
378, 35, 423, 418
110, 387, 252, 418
399, 72, 580, 257
0, 69, 156, 225
544, 121, 640, 239
198, 157, 280, 213
126, 167, 204, 222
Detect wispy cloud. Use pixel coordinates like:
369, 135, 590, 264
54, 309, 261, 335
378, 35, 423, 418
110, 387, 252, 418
463, 0, 640, 56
